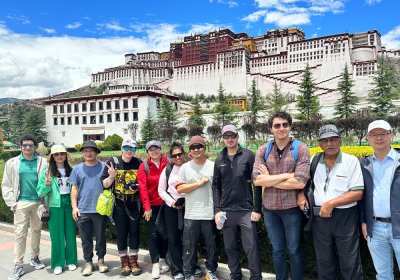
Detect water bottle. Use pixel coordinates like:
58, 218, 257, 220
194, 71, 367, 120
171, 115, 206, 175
216, 212, 226, 230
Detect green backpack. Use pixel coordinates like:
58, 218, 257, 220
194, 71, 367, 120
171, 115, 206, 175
96, 189, 115, 217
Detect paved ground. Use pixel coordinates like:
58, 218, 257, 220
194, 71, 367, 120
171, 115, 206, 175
0, 222, 275, 280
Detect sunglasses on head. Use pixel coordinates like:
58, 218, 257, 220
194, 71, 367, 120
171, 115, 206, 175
222, 134, 238, 140
22, 143, 35, 148
171, 152, 184, 159
273, 122, 290, 129
189, 144, 204, 151
123, 146, 136, 152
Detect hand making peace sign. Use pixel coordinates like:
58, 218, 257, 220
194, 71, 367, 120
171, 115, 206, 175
105, 161, 117, 180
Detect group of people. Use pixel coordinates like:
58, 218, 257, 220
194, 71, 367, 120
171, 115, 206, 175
1, 111, 400, 280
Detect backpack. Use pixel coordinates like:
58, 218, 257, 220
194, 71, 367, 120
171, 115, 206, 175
96, 189, 115, 217
264, 139, 302, 162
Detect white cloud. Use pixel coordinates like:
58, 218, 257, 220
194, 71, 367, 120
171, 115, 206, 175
264, 11, 310, 27
209, 0, 239, 8
97, 21, 128, 32
382, 25, 400, 50
241, 10, 268, 22
6, 15, 31, 25
365, 0, 382, 5
65, 22, 82, 30
40, 27, 56, 34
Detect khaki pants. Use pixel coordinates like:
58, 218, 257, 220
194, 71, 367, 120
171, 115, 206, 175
13, 201, 42, 266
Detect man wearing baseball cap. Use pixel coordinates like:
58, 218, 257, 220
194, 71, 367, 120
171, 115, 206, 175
213, 125, 262, 280
360, 120, 400, 279
298, 124, 364, 280
176, 135, 218, 280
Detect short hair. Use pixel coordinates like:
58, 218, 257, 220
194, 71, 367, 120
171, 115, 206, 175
268, 111, 293, 128
169, 140, 185, 155
19, 135, 38, 146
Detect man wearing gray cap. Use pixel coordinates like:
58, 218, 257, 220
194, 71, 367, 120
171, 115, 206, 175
298, 124, 364, 280
360, 120, 400, 280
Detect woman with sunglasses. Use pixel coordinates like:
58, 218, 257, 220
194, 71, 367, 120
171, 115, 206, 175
36, 145, 77, 275
158, 141, 186, 280
101, 138, 142, 276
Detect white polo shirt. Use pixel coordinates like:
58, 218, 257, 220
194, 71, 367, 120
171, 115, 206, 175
313, 152, 364, 209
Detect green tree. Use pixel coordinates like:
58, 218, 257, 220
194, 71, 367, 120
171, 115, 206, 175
296, 64, 320, 121
188, 95, 206, 128
368, 56, 400, 117
140, 107, 157, 144
334, 64, 358, 119
157, 96, 179, 142
104, 134, 123, 150
214, 82, 236, 126
23, 107, 47, 144
265, 81, 287, 114
247, 79, 264, 122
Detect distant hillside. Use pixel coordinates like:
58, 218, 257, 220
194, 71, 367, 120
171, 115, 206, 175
50, 84, 107, 100
0, 98, 18, 105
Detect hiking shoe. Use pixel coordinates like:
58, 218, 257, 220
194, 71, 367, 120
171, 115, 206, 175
194, 267, 204, 277
185, 276, 195, 280
97, 259, 109, 273
129, 255, 142, 276
120, 256, 131, 276
152, 263, 160, 279
54, 266, 63, 275
205, 270, 218, 280
30, 256, 45, 270
82, 262, 93, 277
8, 266, 25, 280
68, 264, 77, 271
159, 258, 170, 273
174, 272, 185, 280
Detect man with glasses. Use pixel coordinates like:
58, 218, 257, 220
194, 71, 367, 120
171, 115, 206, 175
298, 124, 364, 280
213, 125, 262, 280
176, 135, 218, 280
2, 135, 47, 280
253, 111, 310, 280
360, 120, 400, 279
101, 138, 142, 276
71, 140, 109, 276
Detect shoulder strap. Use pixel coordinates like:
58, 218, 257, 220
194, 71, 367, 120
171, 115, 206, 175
143, 161, 149, 175
112, 156, 119, 166
165, 162, 174, 194
310, 152, 323, 190
264, 140, 273, 162
290, 139, 301, 162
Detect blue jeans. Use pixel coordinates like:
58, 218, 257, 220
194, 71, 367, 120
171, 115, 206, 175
263, 209, 303, 280
368, 221, 400, 280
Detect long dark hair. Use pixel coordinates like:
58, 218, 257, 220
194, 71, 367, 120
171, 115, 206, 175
48, 154, 73, 178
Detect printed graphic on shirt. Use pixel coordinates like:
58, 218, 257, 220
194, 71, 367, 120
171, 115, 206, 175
58, 177, 71, 194
115, 169, 139, 195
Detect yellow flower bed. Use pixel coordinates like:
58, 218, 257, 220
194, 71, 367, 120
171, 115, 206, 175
309, 145, 400, 159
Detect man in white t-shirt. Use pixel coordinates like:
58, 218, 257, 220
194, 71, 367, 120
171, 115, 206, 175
298, 124, 364, 280
176, 135, 218, 280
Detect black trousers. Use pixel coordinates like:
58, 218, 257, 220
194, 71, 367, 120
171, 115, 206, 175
165, 205, 183, 276
147, 205, 168, 263
312, 206, 363, 280
222, 211, 262, 280
112, 199, 140, 252
77, 213, 107, 262
182, 219, 217, 278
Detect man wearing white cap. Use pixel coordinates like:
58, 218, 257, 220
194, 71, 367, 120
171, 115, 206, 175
298, 124, 364, 280
360, 120, 400, 280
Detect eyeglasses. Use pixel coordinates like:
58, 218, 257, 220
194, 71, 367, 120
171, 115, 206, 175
222, 134, 238, 140
123, 146, 136, 152
369, 132, 391, 139
273, 122, 290, 129
22, 144, 35, 148
189, 144, 204, 151
53, 153, 66, 157
171, 152, 183, 159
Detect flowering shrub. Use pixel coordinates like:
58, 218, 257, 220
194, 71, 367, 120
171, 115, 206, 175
309, 145, 400, 159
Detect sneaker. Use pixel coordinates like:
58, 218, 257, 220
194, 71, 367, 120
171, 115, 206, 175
151, 263, 160, 279
159, 258, 170, 273
129, 255, 142, 276
54, 266, 63, 275
97, 259, 109, 273
8, 266, 25, 280
30, 256, 45, 270
82, 262, 93, 277
68, 264, 77, 271
120, 256, 131, 276
205, 270, 218, 280
185, 276, 195, 280
194, 267, 204, 277
174, 272, 185, 280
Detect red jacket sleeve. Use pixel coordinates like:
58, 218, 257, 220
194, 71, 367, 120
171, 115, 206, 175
138, 162, 151, 211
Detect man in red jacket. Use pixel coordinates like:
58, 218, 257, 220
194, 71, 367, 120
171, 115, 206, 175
137, 140, 170, 279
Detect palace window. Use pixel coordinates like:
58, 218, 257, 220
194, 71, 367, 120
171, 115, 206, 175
82, 103, 87, 112
115, 100, 120, 109
82, 116, 87, 124
67, 104, 71, 113
75, 116, 79, 124
132, 98, 138, 108
53, 118, 58, 125
133, 112, 138, 121
53, 105, 57, 114
98, 102, 103, 110
90, 102, 96, 112
67, 117, 72, 125
60, 117, 65, 125
124, 112, 129, 121
107, 114, 112, 122
59, 105, 64, 113
90, 116, 96, 124
123, 99, 129, 109
74, 104, 79, 112
99, 115, 104, 123
106, 101, 111, 110
115, 113, 120, 122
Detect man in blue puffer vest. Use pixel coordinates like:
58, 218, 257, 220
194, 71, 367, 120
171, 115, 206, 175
360, 120, 400, 280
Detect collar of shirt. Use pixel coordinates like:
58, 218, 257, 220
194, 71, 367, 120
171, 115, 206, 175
20, 152, 38, 161
372, 147, 397, 163
319, 151, 342, 165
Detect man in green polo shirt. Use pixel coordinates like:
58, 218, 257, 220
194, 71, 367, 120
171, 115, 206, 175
2, 135, 48, 280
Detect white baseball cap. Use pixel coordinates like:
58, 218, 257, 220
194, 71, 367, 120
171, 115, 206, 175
51, 145, 67, 155
367, 120, 392, 134
122, 138, 136, 148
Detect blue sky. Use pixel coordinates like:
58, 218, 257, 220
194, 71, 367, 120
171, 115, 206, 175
0, 0, 399, 99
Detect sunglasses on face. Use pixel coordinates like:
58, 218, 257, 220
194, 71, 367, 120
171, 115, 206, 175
273, 122, 290, 129
171, 152, 184, 159
22, 144, 35, 148
123, 146, 136, 152
222, 134, 238, 140
189, 144, 204, 151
